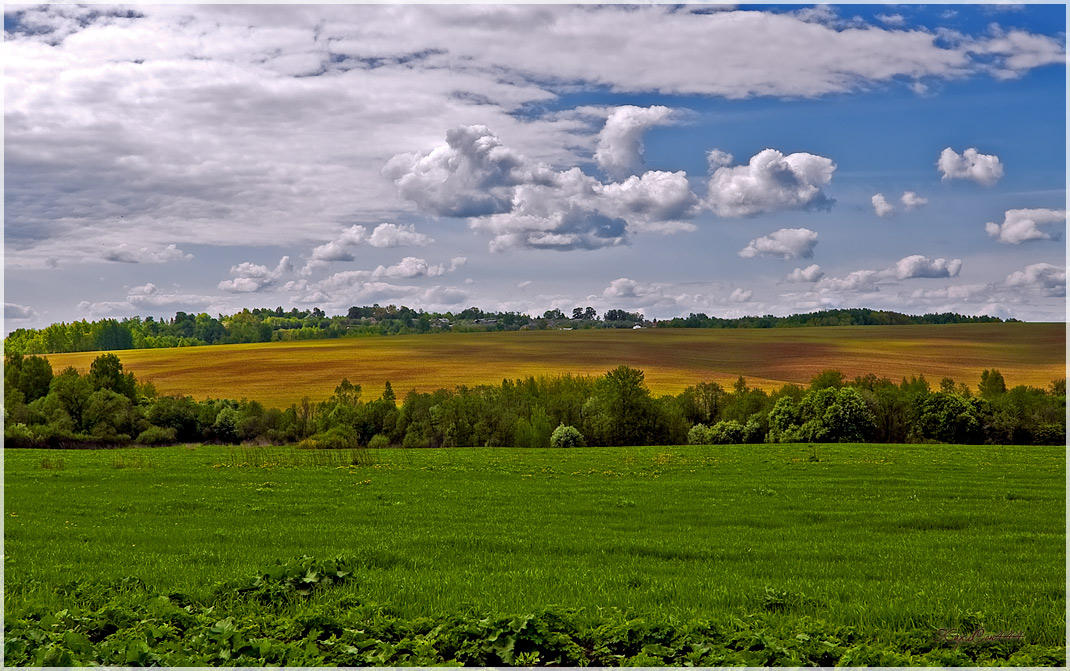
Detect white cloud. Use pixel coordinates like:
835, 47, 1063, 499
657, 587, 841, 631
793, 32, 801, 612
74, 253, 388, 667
706, 149, 733, 169
391, 125, 700, 252
876, 14, 906, 27
597, 171, 701, 232
786, 264, 825, 282
893, 254, 962, 279
815, 269, 884, 293
739, 228, 819, 260
937, 147, 1004, 186
900, 191, 928, 209
985, 208, 1065, 244
517, 280, 533, 289
371, 257, 445, 280
304, 223, 434, 274
871, 193, 895, 217
729, 288, 752, 302
368, 223, 433, 248
308, 226, 370, 265
103, 243, 193, 264
707, 149, 835, 217
382, 124, 535, 218
218, 256, 293, 293
1004, 263, 1066, 297
594, 105, 676, 179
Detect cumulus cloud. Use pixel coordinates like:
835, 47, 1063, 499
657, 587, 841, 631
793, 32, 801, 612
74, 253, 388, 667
707, 149, 835, 217
937, 147, 1004, 186
370, 257, 445, 280
871, 193, 895, 217
218, 256, 293, 293
382, 124, 537, 218
985, 208, 1065, 244
739, 228, 819, 260
103, 243, 193, 264
729, 288, 752, 302
603, 278, 661, 300
5, 303, 37, 320
368, 223, 433, 248
1004, 263, 1066, 297
76, 283, 218, 318
900, 191, 928, 209
893, 254, 962, 279
786, 264, 825, 282
816, 269, 884, 293
389, 125, 700, 251
304, 223, 434, 274
706, 149, 733, 169
594, 105, 676, 179
597, 171, 701, 232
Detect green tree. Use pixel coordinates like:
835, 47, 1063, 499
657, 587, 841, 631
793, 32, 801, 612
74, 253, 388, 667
978, 369, 1007, 398
595, 365, 655, 446
87, 353, 137, 400
810, 369, 846, 391
83, 389, 136, 439
47, 367, 93, 431
4, 354, 54, 403
212, 406, 242, 444
90, 319, 134, 351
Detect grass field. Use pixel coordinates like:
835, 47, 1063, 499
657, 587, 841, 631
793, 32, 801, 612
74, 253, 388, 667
5, 443, 1064, 660
42, 322, 1067, 407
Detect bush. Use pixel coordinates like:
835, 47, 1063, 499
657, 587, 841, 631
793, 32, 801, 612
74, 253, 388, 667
368, 434, 390, 449
687, 423, 712, 445
135, 425, 178, 446
550, 424, 585, 448
709, 419, 745, 444
301, 425, 360, 450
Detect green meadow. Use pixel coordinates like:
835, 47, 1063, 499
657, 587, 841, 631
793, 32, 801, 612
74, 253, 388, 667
4, 442, 1065, 665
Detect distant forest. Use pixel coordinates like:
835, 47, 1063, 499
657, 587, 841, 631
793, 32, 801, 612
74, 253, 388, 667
4, 305, 1012, 355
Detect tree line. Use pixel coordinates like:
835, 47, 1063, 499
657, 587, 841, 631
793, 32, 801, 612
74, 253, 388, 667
5, 354, 1064, 449
4, 306, 1010, 355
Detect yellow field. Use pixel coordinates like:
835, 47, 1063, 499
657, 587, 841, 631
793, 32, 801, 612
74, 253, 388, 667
44, 323, 1066, 407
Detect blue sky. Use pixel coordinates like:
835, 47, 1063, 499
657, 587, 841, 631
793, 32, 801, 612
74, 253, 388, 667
3, 3, 1066, 332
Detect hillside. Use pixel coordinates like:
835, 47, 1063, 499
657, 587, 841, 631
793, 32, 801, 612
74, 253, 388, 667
42, 322, 1066, 408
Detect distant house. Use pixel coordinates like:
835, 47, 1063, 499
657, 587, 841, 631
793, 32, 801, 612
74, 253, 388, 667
632, 324, 642, 329
474, 318, 497, 326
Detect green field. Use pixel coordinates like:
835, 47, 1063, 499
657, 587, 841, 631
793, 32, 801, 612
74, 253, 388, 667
4, 442, 1065, 665
42, 322, 1066, 407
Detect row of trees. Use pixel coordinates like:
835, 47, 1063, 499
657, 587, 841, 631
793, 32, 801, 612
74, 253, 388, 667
4, 354, 1064, 449
658, 308, 1010, 329
5, 307, 1012, 355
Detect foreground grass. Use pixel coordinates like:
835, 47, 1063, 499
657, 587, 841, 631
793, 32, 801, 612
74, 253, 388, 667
42, 322, 1066, 406
4, 443, 1065, 665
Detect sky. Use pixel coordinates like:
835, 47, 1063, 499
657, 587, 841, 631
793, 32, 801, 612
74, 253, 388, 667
3, 3, 1067, 333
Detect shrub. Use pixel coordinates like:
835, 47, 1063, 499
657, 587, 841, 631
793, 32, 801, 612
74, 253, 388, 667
301, 425, 360, 450
709, 419, 745, 444
550, 424, 585, 448
368, 434, 390, 449
135, 425, 178, 446
687, 423, 712, 445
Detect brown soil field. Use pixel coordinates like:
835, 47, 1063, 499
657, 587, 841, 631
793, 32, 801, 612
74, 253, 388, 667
44, 322, 1066, 407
